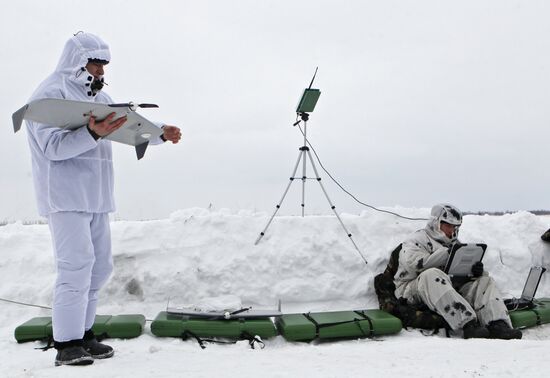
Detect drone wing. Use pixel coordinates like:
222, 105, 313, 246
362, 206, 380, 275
12, 98, 163, 160
166, 307, 283, 320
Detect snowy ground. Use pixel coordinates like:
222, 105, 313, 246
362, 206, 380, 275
1, 207, 550, 377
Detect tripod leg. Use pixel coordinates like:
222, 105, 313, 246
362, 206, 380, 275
305, 150, 368, 264
254, 150, 303, 245
300, 147, 307, 217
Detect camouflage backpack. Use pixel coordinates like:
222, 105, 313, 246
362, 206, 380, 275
374, 244, 448, 330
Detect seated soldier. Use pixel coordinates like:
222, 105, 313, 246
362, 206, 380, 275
394, 203, 522, 339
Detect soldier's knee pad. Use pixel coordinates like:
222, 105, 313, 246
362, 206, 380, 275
419, 268, 449, 282
418, 268, 453, 292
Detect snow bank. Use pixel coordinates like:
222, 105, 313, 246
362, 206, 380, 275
2, 208, 549, 310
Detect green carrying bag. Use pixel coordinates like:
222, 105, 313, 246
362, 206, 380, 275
276, 313, 317, 341
276, 309, 402, 342
150, 311, 278, 347
532, 298, 550, 324
509, 310, 538, 329
308, 311, 372, 340
509, 298, 550, 329
14, 314, 146, 343
90, 314, 146, 339
355, 309, 403, 336
14, 317, 53, 343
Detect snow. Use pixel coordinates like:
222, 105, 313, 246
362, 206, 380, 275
1, 208, 550, 377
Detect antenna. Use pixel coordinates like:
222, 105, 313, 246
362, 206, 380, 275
307, 67, 318, 89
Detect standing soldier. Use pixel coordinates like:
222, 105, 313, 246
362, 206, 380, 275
24, 32, 181, 366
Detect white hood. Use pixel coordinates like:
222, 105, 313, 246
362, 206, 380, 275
29, 32, 112, 102
55, 32, 110, 78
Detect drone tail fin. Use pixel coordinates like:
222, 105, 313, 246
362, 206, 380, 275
135, 141, 149, 160
12, 104, 29, 133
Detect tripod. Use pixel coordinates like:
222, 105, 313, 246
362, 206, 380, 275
254, 112, 367, 264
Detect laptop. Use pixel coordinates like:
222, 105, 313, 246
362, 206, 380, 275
444, 243, 487, 277
504, 266, 547, 310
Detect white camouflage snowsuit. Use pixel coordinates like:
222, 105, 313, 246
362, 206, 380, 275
394, 217, 512, 331
25, 33, 163, 342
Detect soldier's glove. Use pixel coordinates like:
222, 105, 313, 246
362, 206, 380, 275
471, 261, 484, 277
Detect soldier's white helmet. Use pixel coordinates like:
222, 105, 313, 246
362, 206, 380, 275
426, 203, 463, 244
431, 203, 463, 226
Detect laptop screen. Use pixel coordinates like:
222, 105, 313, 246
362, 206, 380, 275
521, 266, 546, 301
444, 243, 486, 277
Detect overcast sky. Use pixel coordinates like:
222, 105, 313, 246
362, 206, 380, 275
2, 0, 550, 221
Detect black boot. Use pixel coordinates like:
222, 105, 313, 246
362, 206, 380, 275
83, 330, 114, 359
487, 320, 522, 340
54, 339, 94, 366
462, 320, 490, 339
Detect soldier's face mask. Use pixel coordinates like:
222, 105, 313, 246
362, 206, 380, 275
90, 78, 104, 93
85, 60, 108, 96
440, 221, 460, 240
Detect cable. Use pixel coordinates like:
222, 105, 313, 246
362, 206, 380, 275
0, 297, 159, 322
296, 123, 429, 222
0, 297, 51, 310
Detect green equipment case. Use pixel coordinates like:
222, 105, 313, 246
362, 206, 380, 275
276, 309, 402, 342
532, 298, 550, 324
14, 317, 53, 343
14, 314, 146, 343
275, 313, 316, 341
509, 298, 550, 329
90, 314, 146, 339
150, 311, 278, 340
296, 88, 321, 113
509, 309, 538, 329
355, 309, 404, 336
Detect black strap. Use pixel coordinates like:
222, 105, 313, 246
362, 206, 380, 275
303, 313, 321, 338
532, 300, 544, 325
36, 336, 54, 351
240, 331, 265, 349
353, 311, 375, 337
181, 331, 244, 349
304, 312, 372, 339
181, 330, 265, 350
181, 330, 207, 349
